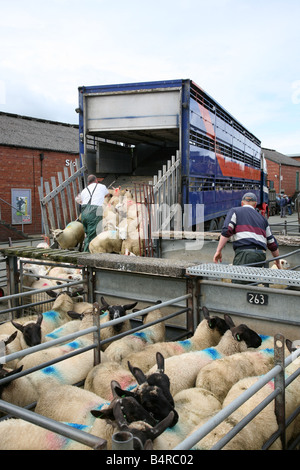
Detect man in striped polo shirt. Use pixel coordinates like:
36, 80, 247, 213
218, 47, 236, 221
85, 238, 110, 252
213, 192, 281, 268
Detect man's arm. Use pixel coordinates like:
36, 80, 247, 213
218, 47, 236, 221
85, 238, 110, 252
213, 235, 229, 263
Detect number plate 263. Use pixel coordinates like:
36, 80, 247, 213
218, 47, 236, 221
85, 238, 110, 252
247, 292, 268, 305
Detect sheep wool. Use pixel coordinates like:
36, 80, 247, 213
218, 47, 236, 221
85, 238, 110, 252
153, 387, 221, 450
123, 312, 228, 372
195, 347, 275, 403
34, 384, 109, 426
147, 318, 261, 396
84, 361, 137, 401
105, 308, 165, 363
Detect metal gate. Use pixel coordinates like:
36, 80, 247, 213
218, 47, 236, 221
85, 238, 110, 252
38, 158, 88, 237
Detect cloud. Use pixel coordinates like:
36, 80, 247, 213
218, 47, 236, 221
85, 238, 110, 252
0, 0, 300, 153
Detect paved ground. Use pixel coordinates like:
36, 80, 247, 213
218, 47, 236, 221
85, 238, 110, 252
268, 211, 299, 234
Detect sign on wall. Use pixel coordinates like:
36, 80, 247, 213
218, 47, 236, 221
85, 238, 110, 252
11, 189, 32, 224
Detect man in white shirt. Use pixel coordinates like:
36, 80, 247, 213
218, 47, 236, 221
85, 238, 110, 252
77, 174, 109, 252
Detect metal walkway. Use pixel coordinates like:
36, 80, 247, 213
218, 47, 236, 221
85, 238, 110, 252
186, 263, 300, 286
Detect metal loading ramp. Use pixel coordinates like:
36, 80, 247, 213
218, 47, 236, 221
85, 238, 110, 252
186, 263, 300, 286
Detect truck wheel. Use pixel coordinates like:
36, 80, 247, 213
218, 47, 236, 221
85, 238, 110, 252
209, 219, 218, 232
218, 217, 225, 230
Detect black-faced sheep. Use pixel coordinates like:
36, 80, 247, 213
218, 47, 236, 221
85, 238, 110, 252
98, 297, 137, 350
122, 306, 229, 372
104, 303, 165, 363
147, 314, 262, 396
84, 352, 178, 427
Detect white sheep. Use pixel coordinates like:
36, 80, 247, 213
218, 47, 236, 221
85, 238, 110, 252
29, 277, 58, 313
205, 375, 297, 450
271, 258, 290, 269
102, 203, 119, 231
44, 301, 94, 342
147, 314, 262, 396
51, 221, 85, 250
84, 361, 137, 402
195, 347, 275, 403
1, 338, 108, 407
34, 380, 159, 432
0, 397, 174, 450
34, 383, 109, 425
123, 306, 229, 372
0, 332, 20, 368
88, 229, 122, 254
153, 387, 222, 450
104, 304, 165, 363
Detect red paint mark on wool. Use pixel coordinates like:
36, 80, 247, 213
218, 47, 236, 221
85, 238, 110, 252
46, 431, 67, 449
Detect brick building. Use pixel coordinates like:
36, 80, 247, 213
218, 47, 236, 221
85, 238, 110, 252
263, 148, 300, 198
0, 112, 79, 241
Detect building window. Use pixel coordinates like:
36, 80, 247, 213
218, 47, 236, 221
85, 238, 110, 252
296, 172, 299, 192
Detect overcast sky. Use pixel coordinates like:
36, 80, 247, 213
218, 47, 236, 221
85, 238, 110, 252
1, 0, 300, 155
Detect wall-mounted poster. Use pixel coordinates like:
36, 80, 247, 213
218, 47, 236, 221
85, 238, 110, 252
11, 189, 32, 224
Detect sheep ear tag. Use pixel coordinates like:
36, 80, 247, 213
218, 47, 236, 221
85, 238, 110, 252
236, 333, 241, 342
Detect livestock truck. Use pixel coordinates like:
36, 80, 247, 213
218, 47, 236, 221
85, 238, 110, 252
77, 79, 268, 232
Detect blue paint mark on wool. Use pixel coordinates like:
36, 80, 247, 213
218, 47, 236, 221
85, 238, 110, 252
178, 339, 192, 349
46, 328, 63, 339
41, 366, 62, 381
67, 340, 81, 349
262, 348, 274, 355
94, 402, 110, 411
260, 334, 271, 342
203, 348, 222, 360
43, 310, 59, 321
65, 422, 90, 431
134, 331, 147, 340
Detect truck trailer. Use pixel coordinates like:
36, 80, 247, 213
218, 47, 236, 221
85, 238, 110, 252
77, 79, 268, 232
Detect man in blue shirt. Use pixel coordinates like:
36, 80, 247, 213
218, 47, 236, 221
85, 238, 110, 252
213, 192, 281, 268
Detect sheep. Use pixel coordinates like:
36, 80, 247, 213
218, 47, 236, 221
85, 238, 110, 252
195, 347, 275, 403
85, 352, 178, 427
123, 306, 229, 372
0, 337, 108, 408
152, 387, 222, 450
193, 342, 300, 451
201, 375, 297, 450
44, 302, 94, 342
34, 380, 156, 429
51, 220, 85, 250
0, 291, 75, 350
46, 297, 136, 349
34, 383, 110, 426
104, 303, 165, 363
271, 258, 290, 269
84, 361, 137, 402
0, 331, 19, 368
146, 314, 262, 396
109, 353, 179, 427
29, 277, 59, 312
0, 396, 174, 450
102, 203, 119, 231
98, 296, 137, 350
95, 400, 175, 450
89, 229, 122, 254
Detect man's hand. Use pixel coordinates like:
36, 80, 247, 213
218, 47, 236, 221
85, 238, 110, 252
275, 259, 282, 269
213, 251, 222, 263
